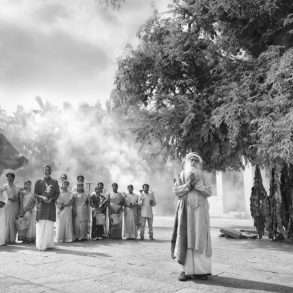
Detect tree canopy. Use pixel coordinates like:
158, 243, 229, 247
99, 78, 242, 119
112, 0, 293, 170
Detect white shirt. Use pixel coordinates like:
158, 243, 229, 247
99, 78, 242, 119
139, 191, 156, 218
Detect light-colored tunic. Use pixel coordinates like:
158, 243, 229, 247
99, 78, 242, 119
19, 191, 36, 242
139, 191, 156, 218
56, 191, 73, 243
0, 188, 8, 245
123, 193, 138, 239
174, 169, 212, 275
3, 184, 19, 243
73, 192, 89, 240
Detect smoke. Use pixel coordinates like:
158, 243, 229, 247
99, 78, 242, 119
0, 99, 177, 215
4, 98, 254, 217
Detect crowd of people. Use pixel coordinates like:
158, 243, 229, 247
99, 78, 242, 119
0, 165, 157, 250
0, 152, 213, 282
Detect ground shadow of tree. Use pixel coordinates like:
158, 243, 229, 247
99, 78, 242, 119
194, 275, 293, 293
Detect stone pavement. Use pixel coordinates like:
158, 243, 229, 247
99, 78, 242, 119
0, 217, 293, 293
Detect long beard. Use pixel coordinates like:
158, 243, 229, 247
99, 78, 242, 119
184, 163, 197, 176
183, 163, 201, 184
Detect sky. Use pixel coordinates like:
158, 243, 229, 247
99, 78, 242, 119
0, 0, 169, 112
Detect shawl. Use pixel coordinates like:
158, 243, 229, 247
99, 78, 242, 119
171, 196, 187, 265
171, 168, 211, 264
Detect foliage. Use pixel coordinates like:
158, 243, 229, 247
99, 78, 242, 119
112, 0, 293, 170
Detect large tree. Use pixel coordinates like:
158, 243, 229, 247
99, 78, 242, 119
112, 0, 293, 170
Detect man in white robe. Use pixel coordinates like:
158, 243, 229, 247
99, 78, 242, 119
172, 153, 212, 281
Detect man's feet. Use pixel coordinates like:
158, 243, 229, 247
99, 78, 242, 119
178, 272, 191, 281
193, 274, 209, 280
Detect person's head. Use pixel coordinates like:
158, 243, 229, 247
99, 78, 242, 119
184, 153, 202, 172
112, 182, 118, 192
60, 173, 67, 182
6, 172, 15, 184
142, 184, 149, 193
97, 182, 104, 192
127, 184, 134, 194
44, 165, 52, 178
94, 186, 100, 194
77, 175, 85, 183
24, 180, 32, 191
62, 180, 70, 191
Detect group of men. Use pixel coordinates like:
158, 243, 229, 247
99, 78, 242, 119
1, 152, 213, 282
0, 165, 157, 250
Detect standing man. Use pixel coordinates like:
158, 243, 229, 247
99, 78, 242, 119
108, 183, 124, 239
123, 184, 139, 240
139, 184, 156, 240
34, 165, 60, 250
72, 175, 89, 241
3, 172, 19, 244
172, 153, 212, 281
90, 182, 108, 240
0, 177, 9, 246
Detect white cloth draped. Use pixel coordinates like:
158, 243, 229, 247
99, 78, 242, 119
36, 220, 54, 250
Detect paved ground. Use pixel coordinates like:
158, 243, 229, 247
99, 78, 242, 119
0, 217, 293, 293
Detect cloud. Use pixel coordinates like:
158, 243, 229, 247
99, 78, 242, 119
34, 3, 70, 23
0, 0, 170, 112
0, 21, 110, 91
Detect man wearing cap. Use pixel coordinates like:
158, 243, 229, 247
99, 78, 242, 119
1, 172, 19, 244
34, 165, 60, 250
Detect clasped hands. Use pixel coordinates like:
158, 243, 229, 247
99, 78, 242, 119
36, 194, 52, 203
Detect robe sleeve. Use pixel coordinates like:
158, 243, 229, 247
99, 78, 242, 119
173, 183, 190, 198
194, 176, 212, 197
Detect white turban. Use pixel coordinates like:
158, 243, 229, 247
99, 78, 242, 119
185, 152, 203, 164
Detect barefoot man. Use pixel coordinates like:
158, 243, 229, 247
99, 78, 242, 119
34, 165, 60, 250
172, 153, 212, 281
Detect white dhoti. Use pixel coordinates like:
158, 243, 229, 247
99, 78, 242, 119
36, 220, 54, 250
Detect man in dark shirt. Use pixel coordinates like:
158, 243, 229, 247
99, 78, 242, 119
34, 165, 60, 250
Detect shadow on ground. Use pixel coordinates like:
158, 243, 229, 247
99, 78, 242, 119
195, 275, 293, 293
1, 244, 111, 258
217, 237, 293, 253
